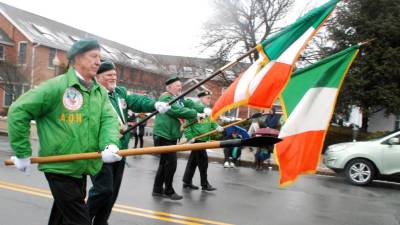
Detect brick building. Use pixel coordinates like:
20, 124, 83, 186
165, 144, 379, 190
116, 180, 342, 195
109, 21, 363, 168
0, 2, 252, 118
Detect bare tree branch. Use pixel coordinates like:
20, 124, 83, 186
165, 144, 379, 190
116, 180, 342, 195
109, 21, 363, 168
201, 0, 294, 69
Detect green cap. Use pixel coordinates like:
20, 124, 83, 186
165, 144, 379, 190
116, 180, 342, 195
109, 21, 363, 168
97, 60, 116, 74
165, 76, 180, 85
197, 91, 212, 98
67, 38, 100, 61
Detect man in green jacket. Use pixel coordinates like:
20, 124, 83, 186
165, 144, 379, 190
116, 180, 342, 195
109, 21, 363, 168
8, 38, 121, 225
152, 76, 205, 200
88, 60, 170, 225
182, 91, 224, 191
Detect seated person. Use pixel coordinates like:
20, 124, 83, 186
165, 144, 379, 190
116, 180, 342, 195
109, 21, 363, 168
223, 130, 243, 168
254, 145, 272, 170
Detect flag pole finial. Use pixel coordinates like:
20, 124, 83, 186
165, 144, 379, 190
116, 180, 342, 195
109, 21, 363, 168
358, 38, 376, 46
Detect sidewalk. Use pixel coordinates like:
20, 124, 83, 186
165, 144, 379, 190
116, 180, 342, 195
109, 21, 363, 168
139, 137, 336, 176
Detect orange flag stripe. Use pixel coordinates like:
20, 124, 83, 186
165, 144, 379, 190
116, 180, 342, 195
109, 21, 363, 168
248, 62, 292, 108
275, 130, 325, 186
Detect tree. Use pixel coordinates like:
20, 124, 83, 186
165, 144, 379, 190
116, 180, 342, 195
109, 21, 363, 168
201, 0, 294, 63
328, 0, 400, 131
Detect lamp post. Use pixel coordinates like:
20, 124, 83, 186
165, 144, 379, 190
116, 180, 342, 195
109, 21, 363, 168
52, 55, 60, 76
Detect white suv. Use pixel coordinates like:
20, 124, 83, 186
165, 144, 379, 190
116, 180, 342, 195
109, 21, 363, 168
324, 130, 400, 185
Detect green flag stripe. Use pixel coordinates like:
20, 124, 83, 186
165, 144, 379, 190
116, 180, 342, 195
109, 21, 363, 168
281, 45, 359, 116
261, 0, 339, 60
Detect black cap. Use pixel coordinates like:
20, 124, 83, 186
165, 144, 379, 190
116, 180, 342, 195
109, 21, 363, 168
197, 91, 211, 98
97, 61, 116, 74
165, 76, 180, 85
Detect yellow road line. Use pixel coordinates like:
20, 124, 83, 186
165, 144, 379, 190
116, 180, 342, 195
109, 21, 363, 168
114, 203, 233, 225
0, 181, 51, 194
0, 183, 52, 199
0, 180, 233, 225
112, 208, 203, 225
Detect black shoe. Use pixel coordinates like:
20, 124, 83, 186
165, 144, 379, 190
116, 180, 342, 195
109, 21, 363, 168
202, 184, 217, 191
166, 193, 183, 200
183, 183, 199, 190
152, 191, 165, 197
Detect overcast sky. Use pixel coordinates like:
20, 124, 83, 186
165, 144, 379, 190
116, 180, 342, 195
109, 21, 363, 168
1, 0, 328, 58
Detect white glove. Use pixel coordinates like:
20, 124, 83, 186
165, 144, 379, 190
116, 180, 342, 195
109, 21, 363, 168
10, 156, 31, 173
154, 102, 170, 114
197, 113, 206, 120
101, 144, 122, 163
216, 126, 224, 132
203, 108, 212, 117
187, 138, 195, 144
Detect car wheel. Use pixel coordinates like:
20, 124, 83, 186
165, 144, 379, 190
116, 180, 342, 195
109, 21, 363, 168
344, 159, 376, 186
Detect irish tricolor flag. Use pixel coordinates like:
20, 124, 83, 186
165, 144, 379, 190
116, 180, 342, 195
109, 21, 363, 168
211, 0, 339, 120
276, 45, 360, 186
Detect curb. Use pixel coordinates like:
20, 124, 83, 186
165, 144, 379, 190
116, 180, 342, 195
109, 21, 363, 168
176, 152, 336, 176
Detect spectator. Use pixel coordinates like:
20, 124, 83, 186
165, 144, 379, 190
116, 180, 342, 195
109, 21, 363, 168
254, 145, 272, 170
223, 130, 243, 168
265, 108, 280, 129
134, 112, 147, 148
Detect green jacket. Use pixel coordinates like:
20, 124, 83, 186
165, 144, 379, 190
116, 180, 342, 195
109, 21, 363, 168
184, 103, 219, 142
153, 93, 204, 140
108, 86, 156, 149
8, 67, 120, 178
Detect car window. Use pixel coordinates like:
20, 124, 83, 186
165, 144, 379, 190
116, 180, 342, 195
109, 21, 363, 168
381, 134, 400, 145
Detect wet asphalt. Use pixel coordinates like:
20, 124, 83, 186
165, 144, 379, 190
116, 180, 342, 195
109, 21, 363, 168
1, 135, 400, 225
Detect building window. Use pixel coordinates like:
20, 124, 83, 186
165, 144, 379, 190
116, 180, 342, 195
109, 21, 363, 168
4, 84, 13, 107
119, 67, 124, 81
205, 68, 213, 75
18, 42, 27, 65
31, 23, 56, 41
3, 84, 25, 107
48, 48, 56, 68
395, 115, 400, 130
69, 35, 80, 42
0, 45, 5, 60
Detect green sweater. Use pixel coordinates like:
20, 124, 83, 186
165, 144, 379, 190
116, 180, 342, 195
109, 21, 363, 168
8, 67, 120, 178
153, 93, 204, 140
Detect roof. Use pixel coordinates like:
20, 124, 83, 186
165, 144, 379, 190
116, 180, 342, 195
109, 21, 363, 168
0, 2, 248, 80
0, 2, 165, 74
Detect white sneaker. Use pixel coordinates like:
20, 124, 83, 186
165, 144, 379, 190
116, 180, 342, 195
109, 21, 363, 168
224, 161, 230, 168
229, 162, 236, 168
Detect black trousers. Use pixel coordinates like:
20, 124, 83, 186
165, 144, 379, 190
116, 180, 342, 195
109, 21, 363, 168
153, 135, 178, 195
45, 173, 90, 225
134, 134, 144, 148
224, 147, 242, 163
182, 141, 209, 186
87, 160, 125, 225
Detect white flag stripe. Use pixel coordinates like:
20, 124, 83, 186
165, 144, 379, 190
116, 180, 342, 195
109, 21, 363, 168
279, 87, 337, 138
234, 57, 265, 102
276, 28, 315, 65
248, 60, 275, 95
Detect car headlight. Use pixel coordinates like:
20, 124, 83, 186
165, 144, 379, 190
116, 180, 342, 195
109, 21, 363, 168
327, 144, 350, 153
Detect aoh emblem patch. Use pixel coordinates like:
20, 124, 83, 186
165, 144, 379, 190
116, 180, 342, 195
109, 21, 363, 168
63, 87, 83, 111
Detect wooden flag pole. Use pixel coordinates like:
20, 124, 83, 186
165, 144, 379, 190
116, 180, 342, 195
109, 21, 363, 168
181, 113, 265, 144
122, 47, 258, 135
4, 136, 280, 166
